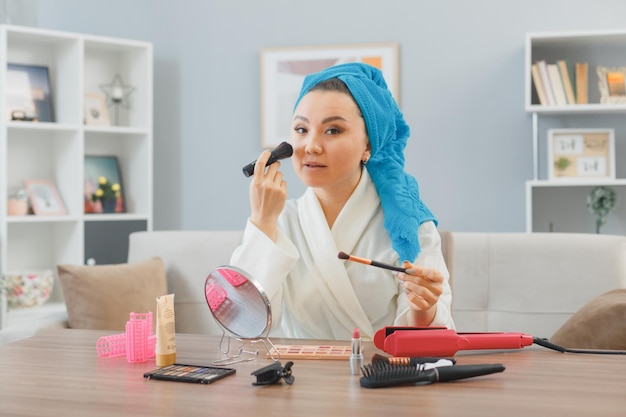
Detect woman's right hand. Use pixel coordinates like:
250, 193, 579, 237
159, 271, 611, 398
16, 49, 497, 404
249, 150, 287, 241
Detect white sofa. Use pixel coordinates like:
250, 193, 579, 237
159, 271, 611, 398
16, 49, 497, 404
452, 232, 626, 337
3, 230, 626, 344
126, 230, 626, 339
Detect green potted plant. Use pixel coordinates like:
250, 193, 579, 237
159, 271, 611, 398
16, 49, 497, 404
587, 186, 617, 234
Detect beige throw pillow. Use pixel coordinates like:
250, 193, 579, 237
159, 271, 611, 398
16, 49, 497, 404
57, 257, 168, 331
550, 289, 626, 350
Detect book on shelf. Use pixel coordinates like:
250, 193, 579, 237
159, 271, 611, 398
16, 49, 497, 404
557, 60, 576, 105
547, 63, 568, 106
531, 63, 548, 105
576, 62, 588, 104
536, 60, 556, 105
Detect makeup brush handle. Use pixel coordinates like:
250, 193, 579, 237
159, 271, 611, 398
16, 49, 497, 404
370, 260, 406, 273
435, 364, 505, 382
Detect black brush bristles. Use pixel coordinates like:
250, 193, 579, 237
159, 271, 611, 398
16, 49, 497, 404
270, 141, 294, 160
360, 363, 434, 388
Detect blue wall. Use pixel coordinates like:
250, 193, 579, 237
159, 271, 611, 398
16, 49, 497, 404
17, 0, 626, 233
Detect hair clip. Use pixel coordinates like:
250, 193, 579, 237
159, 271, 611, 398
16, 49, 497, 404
251, 361, 295, 386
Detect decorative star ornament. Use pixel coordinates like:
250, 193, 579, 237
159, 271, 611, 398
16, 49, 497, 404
100, 73, 135, 110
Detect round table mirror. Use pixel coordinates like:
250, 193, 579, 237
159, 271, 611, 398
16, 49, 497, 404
204, 265, 277, 364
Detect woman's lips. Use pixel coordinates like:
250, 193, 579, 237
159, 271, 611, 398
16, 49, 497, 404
304, 161, 326, 168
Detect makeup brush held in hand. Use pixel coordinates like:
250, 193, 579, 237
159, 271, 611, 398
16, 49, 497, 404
242, 141, 293, 177
338, 251, 407, 273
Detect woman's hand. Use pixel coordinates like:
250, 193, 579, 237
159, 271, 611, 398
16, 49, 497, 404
398, 261, 443, 326
249, 150, 288, 241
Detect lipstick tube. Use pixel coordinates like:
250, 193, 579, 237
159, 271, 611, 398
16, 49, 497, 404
350, 327, 363, 375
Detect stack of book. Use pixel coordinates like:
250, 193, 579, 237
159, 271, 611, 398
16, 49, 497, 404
531, 60, 588, 106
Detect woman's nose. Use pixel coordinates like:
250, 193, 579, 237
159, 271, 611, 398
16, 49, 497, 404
304, 132, 323, 154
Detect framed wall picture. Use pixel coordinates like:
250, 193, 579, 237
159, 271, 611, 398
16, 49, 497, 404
84, 92, 110, 126
260, 43, 399, 148
597, 66, 626, 104
6, 63, 54, 122
547, 128, 616, 180
23, 179, 67, 215
84, 155, 126, 214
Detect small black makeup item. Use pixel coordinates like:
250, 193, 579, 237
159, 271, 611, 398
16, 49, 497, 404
143, 363, 235, 384
242, 141, 293, 177
251, 361, 295, 386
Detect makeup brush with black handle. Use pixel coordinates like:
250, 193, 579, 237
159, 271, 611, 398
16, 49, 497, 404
242, 141, 293, 177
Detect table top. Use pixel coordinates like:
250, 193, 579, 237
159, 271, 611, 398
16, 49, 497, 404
1, 329, 625, 417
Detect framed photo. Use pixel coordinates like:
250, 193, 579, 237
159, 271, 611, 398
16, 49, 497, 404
260, 42, 399, 148
6, 63, 54, 122
547, 128, 616, 180
597, 66, 626, 104
23, 179, 67, 215
84, 155, 126, 214
84, 93, 110, 126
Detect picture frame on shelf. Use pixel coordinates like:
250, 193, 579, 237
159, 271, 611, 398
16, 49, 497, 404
6, 63, 54, 122
260, 42, 399, 148
84, 155, 126, 214
597, 66, 626, 104
84, 93, 110, 126
547, 128, 616, 181
23, 179, 67, 215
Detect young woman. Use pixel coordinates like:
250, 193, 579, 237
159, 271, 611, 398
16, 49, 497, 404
231, 63, 454, 340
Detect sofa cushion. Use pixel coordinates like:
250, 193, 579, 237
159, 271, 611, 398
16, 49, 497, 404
550, 289, 626, 350
57, 257, 168, 331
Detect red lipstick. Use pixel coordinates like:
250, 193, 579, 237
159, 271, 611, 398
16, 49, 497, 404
350, 327, 363, 375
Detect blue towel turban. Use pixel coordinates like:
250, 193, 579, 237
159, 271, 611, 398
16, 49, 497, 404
293, 62, 437, 262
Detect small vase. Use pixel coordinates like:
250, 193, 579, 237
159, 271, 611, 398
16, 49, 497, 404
101, 199, 117, 213
7, 187, 28, 215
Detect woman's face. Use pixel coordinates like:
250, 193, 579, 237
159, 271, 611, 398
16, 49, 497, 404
290, 90, 370, 193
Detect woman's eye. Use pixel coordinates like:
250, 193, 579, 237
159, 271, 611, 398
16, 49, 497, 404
293, 126, 307, 134
325, 127, 341, 135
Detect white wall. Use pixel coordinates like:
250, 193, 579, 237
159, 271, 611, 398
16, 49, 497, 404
18, 0, 626, 233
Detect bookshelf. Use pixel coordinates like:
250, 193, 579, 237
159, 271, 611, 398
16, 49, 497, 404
0, 25, 153, 276
525, 29, 626, 234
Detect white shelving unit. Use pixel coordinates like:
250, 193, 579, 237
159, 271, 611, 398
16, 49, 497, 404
525, 30, 626, 234
0, 24, 153, 274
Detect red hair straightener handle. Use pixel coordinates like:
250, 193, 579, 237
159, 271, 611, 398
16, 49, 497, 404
374, 326, 534, 357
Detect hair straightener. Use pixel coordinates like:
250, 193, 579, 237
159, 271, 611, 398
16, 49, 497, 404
374, 326, 533, 357
373, 326, 626, 356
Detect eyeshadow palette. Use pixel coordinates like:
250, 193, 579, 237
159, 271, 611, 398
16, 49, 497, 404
267, 344, 353, 360
143, 363, 236, 384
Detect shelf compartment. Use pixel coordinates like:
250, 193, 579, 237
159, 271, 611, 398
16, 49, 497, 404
83, 37, 152, 129
84, 130, 151, 216
5, 221, 82, 270
6, 127, 81, 217
526, 180, 626, 234
3, 25, 81, 125
526, 29, 626, 110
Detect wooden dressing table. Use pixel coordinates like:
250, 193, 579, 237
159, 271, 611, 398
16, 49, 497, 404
1, 329, 624, 417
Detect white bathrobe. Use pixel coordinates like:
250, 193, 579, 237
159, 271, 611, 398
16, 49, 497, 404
230, 170, 454, 341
